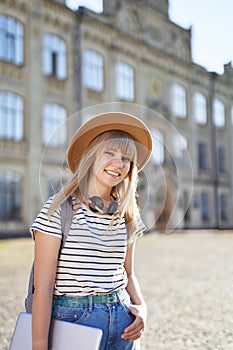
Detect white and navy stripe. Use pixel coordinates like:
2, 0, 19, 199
30, 196, 144, 296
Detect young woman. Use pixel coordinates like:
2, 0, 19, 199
30, 112, 153, 350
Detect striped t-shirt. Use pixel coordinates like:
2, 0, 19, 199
30, 196, 144, 296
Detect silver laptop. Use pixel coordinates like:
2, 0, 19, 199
9, 312, 103, 350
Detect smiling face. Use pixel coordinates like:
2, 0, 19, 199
86, 131, 137, 200
91, 149, 131, 196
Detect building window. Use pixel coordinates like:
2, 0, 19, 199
193, 193, 199, 208
198, 142, 207, 170
218, 147, 225, 173
116, 62, 134, 101
43, 103, 67, 147
213, 99, 225, 128
43, 34, 66, 79
0, 15, 23, 65
0, 91, 24, 140
172, 83, 186, 118
48, 178, 63, 197
152, 129, 164, 164
183, 190, 190, 222
220, 194, 227, 221
174, 134, 188, 166
193, 92, 207, 125
201, 193, 209, 221
0, 172, 22, 221
83, 50, 104, 92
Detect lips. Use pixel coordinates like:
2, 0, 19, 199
105, 169, 121, 178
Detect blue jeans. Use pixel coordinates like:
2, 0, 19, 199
52, 294, 140, 350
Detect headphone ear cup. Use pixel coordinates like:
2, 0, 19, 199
89, 196, 104, 212
107, 201, 118, 215
88, 196, 118, 215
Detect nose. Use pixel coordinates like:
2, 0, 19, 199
112, 157, 124, 168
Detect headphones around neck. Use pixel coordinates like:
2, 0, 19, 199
88, 195, 118, 215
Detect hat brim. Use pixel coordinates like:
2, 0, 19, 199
67, 112, 153, 173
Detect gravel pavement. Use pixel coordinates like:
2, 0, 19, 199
1, 231, 233, 350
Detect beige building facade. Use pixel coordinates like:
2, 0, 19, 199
1, 0, 233, 235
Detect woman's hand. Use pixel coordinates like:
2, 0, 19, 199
121, 304, 147, 341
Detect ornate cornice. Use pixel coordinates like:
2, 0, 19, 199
42, 11, 73, 33
83, 22, 142, 62
43, 14, 72, 33
83, 27, 101, 42
2, 0, 29, 13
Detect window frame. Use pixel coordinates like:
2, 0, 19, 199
115, 61, 135, 101
201, 193, 209, 221
48, 178, 64, 198
0, 91, 24, 141
43, 33, 67, 80
0, 172, 22, 222
151, 129, 164, 164
213, 98, 225, 128
193, 91, 207, 125
0, 15, 24, 65
174, 134, 188, 166
220, 194, 227, 221
218, 146, 225, 174
82, 49, 104, 92
198, 142, 208, 171
172, 83, 187, 118
42, 103, 67, 147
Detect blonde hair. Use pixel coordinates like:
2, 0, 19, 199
48, 130, 141, 238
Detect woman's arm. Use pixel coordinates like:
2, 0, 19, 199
32, 231, 61, 350
122, 242, 147, 341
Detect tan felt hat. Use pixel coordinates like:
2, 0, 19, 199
67, 112, 153, 173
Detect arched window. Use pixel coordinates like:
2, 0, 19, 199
213, 99, 225, 128
201, 193, 209, 221
0, 15, 23, 65
152, 129, 164, 164
0, 91, 24, 140
115, 62, 134, 101
48, 178, 64, 197
220, 194, 227, 221
43, 34, 67, 79
172, 83, 187, 118
174, 134, 188, 166
193, 92, 207, 125
198, 142, 208, 170
82, 50, 104, 92
43, 103, 67, 147
0, 172, 22, 221
218, 146, 225, 173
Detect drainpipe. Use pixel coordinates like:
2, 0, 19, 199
209, 72, 219, 229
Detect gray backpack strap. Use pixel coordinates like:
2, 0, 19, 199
25, 263, 35, 312
25, 196, 73, 313
60, 196, 73, 249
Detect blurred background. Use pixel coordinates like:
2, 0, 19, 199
1, 2, 233, 349
1, 0, 233, 235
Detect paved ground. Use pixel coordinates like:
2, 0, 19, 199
1, 231, 233, 350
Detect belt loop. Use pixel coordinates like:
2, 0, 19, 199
88, 296, 93, 312
116, 290, 123, 305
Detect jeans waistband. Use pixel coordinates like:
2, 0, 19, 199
53, 290, 125, 307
